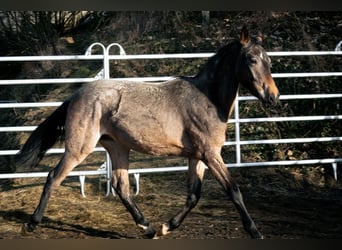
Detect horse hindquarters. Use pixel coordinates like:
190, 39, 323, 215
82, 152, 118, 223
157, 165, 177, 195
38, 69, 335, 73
24, 98, 102, 232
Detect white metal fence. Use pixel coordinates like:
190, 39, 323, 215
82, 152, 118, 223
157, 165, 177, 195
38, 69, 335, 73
0, 42, 341, 196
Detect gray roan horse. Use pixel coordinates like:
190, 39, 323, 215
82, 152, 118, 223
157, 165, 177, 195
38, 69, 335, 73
17, 27, 279, 239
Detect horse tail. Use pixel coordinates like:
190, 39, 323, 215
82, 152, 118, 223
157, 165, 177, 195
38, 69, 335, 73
15, 99, 71, 169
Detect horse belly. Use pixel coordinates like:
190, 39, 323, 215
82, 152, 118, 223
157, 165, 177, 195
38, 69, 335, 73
108, 108, 186, 156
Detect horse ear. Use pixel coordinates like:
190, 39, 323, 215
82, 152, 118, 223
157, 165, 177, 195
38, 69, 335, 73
240, 26, 250, 46
256, 31, 263, 44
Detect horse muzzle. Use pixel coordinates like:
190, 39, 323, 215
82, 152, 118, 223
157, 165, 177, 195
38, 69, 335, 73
267, 92, 280, 106
262, 77, 280, 106
262, 90, 280, 107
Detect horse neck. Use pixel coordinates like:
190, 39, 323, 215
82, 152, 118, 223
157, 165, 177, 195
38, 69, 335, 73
193, 42, 241, 122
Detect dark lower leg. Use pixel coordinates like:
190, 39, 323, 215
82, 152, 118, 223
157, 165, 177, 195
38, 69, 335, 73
119, 193, 155, 237
23, 153, 83, 233
112, 169, 155, 238
158, 159, 205, 236
229, 182, 263, 239
205, 153, 262, 239
24, 167, 66, 231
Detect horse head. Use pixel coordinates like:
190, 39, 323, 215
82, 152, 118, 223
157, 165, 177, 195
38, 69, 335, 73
235, 26, 280, 106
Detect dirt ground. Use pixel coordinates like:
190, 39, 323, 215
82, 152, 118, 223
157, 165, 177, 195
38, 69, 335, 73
0, 157, 341, 239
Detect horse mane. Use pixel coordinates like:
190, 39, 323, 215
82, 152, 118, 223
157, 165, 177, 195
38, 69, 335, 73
195, 40, 242, 82
181, 40, 242, 115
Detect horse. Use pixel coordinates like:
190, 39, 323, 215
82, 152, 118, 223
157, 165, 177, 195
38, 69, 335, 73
16, 26, 279, 239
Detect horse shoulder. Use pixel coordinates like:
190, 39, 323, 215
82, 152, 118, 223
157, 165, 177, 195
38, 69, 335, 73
164, 80, 226, 152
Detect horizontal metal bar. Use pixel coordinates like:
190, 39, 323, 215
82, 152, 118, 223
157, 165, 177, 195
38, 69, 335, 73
228, 115, 342, 123
0, 126, 37, 132
0, 102, 63, 108
0, 54, 214, 62
113, 76, 175, 82
0, 170, 107, 179
0, 51, 341, 62
45, 147, 106, 154
0, 77, 174, 86
272, 72, 342, 78
238, 94, 342, 101
0, 147, 106, 156
110, 51, 342, 59
108, 53, 214, 60
0, 78, 95, 85
227, 158, 342, 168
128, 166, 189, 174
224, 137, 342, 146
0, 55, 104, 62
267, 51, 342, 56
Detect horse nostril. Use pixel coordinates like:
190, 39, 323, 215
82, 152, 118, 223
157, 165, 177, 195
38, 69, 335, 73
269, 94, 278, 105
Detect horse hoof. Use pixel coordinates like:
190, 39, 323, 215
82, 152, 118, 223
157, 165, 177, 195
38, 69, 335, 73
157, 223, 170, 237
21, 223, 36, 235
139, 224, 156, 239
144, 230, 157, 239
251, 231, 264, 239
150, 223, 170, 239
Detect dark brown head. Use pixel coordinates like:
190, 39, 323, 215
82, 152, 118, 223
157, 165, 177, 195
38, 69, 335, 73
235, 27, 279, 106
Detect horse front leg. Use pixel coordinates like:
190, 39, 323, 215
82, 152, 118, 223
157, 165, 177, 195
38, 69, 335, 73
203, 150, 263, 239
156, 158, 206, 238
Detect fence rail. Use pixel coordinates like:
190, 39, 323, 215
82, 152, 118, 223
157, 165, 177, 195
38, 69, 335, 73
0, 42, 341, 196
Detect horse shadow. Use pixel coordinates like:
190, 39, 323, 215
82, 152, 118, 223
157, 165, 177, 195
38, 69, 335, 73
0, 209, 136, 239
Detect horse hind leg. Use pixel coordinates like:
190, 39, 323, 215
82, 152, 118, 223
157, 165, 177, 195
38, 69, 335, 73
23, 118, 100, 233
22, 149, 94, 233
100, 138, 156, 238
156, 158, 206, 238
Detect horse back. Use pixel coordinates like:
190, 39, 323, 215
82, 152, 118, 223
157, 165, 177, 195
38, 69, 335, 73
70, 79, 227, 156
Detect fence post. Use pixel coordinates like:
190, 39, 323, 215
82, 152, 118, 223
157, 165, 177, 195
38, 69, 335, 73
105, 43, 126, 79
234, 94, 241, 165
84, 42, 115, 197
103, 43, 126, 196
332, 163, 338, 181
84, 43, 107, 79
335, 41, 342, 51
